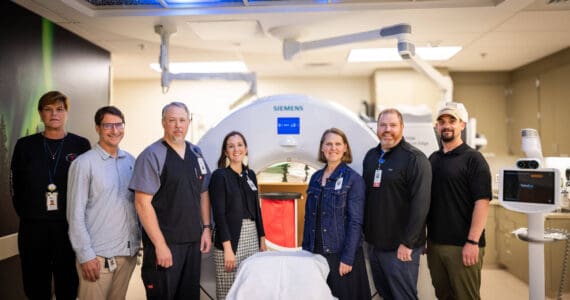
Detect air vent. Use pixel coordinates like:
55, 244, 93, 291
547, 0, 569, 4
84, 0, 161, 7
304, 62, 333, 67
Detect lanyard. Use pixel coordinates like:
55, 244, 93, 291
377, 150, 386, 170
323, 166, 345, 182
337, 167, 346, 179
243, 169, 258, 191
43, 138, 65, 185
324, 166, 345, 191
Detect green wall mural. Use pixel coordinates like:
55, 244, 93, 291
13, 19, 55, 140
1, 2, 109, 298
0, 1, 111, 236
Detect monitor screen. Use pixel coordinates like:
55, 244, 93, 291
277, 117, 300, 135
502, 170, 556, 205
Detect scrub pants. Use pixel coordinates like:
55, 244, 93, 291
18, 220, 79, 300
141, 242, 201, 300
368, 246, 422, 300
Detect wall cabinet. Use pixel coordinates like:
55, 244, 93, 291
507, 55, 570, 157
494, 205, 570, 298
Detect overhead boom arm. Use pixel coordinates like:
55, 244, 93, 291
282, 23, 452, 102
284, 24, 412, 60
155, 24, 257, 97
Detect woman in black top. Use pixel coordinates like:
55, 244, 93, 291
10, 91, 91, 299
209, 131, 266, 299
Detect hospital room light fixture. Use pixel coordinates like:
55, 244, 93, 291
347, 46, 462, 62
149, 61, 248, 73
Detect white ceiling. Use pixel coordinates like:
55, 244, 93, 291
13, 0, 570, 80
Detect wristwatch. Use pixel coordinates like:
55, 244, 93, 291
202, 224, 213, 230
466, 239, 478, 245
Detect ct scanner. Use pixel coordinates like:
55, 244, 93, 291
197, 93, 379, 174
197, 93, 438, 299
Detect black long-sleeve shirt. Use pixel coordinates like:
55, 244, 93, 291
11, 132, 91, 221
362, 138, 432, 251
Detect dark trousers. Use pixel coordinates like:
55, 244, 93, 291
322, 246, 371, 300
368, 246, 422, 300
142, 242, 201, 300
18, 220, 79, 300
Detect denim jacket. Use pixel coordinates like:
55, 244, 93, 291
302, 162, 365, 266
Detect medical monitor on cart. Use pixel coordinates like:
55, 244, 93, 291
498, 168, 560, 214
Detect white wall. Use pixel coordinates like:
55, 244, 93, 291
112, 79, 251, 155
112, 76, 372, 156
258, 77, 372, 114
112, 72, 514, 165
373, 68, 446, 116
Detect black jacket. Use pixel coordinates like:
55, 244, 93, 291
209, 166, 265, 252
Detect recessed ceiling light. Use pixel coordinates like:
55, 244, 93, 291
150, 61, 248, 73
348, 46, 462, 62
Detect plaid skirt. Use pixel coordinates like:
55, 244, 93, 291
214, 219, 259, 300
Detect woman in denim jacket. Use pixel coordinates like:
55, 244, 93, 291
302, 128, 370, 300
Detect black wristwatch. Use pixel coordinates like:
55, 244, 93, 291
202, 224, 213, 230
466, 239, 478, 245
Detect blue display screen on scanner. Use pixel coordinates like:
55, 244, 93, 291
277, 117, 300, 135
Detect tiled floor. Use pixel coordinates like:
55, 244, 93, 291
480, 266, 569, 300
126, 262, 570, 300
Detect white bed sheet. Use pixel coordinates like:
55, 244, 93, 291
226, 250, 337, 300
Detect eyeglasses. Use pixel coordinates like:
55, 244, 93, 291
42, 107, 66, 114
100, 122, 125, 130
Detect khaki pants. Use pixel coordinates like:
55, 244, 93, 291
76, 255, 137, 300
427, 242, 485, 300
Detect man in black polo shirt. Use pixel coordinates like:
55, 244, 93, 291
129, 102, 212, 299
363, 108, 431, 300
427, 102, 492, 300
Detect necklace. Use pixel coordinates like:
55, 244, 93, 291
46, 143, 57, 160
45, 141, 62, 159
44, 137, 65, 160
43, 137, 65, 192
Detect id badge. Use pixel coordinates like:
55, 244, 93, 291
46, 192, 58, 211
373, 170, 382, 188
107, 257, 117, 272
335, 177, 343, 190
197, 157, 208, 175
246, 177, 257, 191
